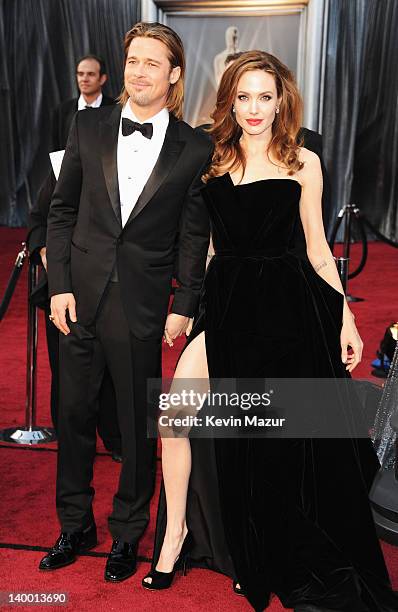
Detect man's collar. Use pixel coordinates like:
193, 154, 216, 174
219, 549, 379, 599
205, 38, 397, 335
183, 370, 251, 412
78, 92, 103, 110
121, 99, 169, 129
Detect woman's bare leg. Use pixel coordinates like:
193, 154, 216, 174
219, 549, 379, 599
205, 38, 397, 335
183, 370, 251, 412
144, 332, 208, 582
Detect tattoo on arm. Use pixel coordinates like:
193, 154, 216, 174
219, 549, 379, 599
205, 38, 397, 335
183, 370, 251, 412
314, 260, 327, 273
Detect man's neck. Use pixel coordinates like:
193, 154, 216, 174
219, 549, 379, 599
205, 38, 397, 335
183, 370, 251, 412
128, 99, 167, 122
82, 91, 101, 105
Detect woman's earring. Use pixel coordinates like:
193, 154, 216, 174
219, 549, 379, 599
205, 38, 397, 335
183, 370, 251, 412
232, 106, 236, 113
275, 107, 280, 114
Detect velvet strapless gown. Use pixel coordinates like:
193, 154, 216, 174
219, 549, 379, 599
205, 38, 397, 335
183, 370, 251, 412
152, 175, 398, 611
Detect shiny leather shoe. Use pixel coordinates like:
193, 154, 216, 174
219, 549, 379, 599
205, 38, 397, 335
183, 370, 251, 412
111, 450, 122, 463
142, 530, 194, 590
39, 524, 97, 570
233, 581, 245, 596
105, 539, 137, 582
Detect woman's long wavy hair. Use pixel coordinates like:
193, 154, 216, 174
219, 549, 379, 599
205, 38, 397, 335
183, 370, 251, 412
119, 22, 185, 119
204, 50, 304, 181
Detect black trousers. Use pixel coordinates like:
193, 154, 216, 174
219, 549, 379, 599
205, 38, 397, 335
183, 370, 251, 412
45, 305, 121, 453
44, 309, 60, 430
56, 282, 160, 541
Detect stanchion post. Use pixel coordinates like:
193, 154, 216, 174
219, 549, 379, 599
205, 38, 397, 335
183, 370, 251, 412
26, 261, 39, 431
337, 203, 364, 302
342, 204, 353, 261
334, 256, 349, 292
0, 260, 56, 444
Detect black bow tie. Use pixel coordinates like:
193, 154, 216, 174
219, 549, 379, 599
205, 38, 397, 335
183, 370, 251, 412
122, 118, 153, 139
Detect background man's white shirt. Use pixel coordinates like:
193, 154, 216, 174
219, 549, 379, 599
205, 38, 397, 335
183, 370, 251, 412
77, 92, 103, 110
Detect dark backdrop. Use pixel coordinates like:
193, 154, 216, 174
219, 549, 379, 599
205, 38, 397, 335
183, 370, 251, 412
1, 0, 397, 242
322, 0, 398, 241
0, 0, 140, 226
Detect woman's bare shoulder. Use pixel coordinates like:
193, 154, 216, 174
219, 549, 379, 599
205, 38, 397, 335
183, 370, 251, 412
298, 146, 321, 166
295, 147, 323, 194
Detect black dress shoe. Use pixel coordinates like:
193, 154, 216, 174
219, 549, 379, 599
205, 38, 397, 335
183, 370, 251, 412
111, 450, 122, 463
39, 524, 97, 571
105, 539, 137, 582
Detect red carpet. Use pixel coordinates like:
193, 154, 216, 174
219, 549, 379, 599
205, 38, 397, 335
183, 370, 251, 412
1, 227, 398, 611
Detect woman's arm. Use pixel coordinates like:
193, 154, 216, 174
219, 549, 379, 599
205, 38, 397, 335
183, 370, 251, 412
298, 149, 363, 372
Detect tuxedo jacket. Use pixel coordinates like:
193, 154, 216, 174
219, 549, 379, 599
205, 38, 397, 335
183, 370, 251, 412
46, 105, 213, 339
26, 170, 57, 309
28, 96, 115, 302
50, 94, 115, 152
31, 95, 116, 254
27, 171, 57, 261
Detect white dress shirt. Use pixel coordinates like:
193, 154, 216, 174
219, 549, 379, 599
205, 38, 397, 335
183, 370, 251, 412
117, 101, 169, 227
77, 92, 103, 110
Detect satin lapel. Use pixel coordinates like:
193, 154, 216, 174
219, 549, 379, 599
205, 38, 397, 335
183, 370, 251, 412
124, 116, 185, 226
100, 105, 122, 226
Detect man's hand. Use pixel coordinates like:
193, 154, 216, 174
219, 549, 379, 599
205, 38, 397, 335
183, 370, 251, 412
40, 247, 47, 271
164, 313, 190, 347
50, 293, 77, 335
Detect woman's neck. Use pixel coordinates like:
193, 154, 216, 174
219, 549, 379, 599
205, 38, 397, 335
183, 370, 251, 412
240, 130, 272, 159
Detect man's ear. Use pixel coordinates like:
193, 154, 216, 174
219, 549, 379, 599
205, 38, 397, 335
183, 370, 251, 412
100, 73, 108, 87
169, 66, 181, 85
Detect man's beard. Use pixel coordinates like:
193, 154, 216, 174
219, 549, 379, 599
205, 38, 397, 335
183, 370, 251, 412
130, 90, 151, 106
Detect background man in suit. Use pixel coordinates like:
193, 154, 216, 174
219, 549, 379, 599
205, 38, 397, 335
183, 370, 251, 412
27, 54, 121, 460
51, 54, 114, 152
39, 22, 212, 584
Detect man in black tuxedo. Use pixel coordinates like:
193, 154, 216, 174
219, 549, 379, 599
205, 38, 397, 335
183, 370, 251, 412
39, 22, 212, 583
27, 53, 121, 459
27, 172, 122, 461
51, 54, 114, 152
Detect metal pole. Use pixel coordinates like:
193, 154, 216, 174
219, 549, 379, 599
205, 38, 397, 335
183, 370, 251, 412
26, 261, 38, 430
343, 203, 364, 303
343, 204, 353, 261
0, 260, 56, 444
334, 256, 349, 293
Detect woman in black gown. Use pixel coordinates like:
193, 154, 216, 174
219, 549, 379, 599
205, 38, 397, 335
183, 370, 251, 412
143, 51, 398, 611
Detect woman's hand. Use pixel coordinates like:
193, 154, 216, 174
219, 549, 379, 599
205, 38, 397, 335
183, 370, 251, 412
340, 309, 363, 372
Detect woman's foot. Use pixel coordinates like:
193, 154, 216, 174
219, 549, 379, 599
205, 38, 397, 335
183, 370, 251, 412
154, 525, 188, 573
142, 526, 192, 590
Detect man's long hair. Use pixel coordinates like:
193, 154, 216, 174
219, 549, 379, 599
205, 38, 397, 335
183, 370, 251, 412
204, 50, 304, 181
119, 22, 185, 119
